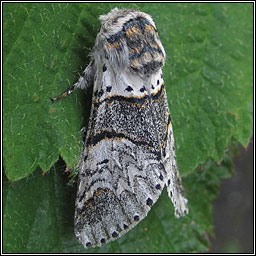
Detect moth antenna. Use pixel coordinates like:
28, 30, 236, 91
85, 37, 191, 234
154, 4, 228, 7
50, 84, 77, 102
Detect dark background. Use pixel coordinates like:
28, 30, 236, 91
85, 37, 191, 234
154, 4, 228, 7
209, 137, 254, 253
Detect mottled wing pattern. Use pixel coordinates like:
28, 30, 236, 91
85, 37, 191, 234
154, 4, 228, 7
74, 8, 188, 248
74, 73, 167, 248
161, 89, 189, 217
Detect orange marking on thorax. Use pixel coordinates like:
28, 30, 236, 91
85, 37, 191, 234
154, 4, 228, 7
106, 41, 119, 50
126, 25, 140, 37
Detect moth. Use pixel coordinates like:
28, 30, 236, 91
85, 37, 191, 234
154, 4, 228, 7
51, 8, 188, 248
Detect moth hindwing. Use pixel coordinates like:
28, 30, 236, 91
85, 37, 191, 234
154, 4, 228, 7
52, 7, 188, 249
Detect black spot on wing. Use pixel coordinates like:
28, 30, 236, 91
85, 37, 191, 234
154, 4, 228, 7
98, 89, 104, 98
146, 198, 153, 206
155, 184, 161, 190
125, 86, 133, 92
112, 231, 118, 238
134, 215, 140, 221
86, 242, 92, 247
97, 159, 109, 165
140, 86, 146, 92
106, 86, 112, 92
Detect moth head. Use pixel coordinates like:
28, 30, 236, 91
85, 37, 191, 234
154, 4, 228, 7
99, 8, 156, 36
95, 8, 166, 75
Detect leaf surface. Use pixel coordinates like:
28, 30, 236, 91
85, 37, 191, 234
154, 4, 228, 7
3, 3, 252, 253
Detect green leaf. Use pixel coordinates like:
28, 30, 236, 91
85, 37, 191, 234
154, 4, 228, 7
3, 155, 233, 253
3, 2, 253, 253
3, 3, 252, 180
3, 162, 75, 253
160, 3, 253, 174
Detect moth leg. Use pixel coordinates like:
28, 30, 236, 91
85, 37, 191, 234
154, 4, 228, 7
51, 61, 95, 102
